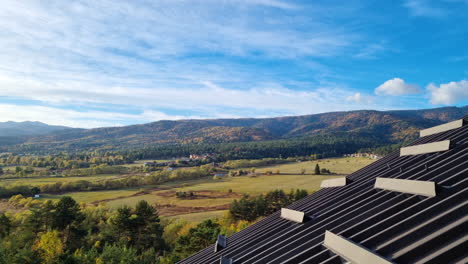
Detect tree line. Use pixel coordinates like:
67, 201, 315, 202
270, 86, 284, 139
2, 132, 389, 161
0, 165, 217, 198
0, 154, 130, 169
0, 188, 310, 263
1, 197, 169, 263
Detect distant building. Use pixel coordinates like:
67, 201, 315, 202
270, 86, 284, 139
344, 153, 382, 159
34, 194, 40, 198
190, 153, 217, 160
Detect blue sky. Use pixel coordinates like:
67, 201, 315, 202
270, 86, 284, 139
0, 0, 467, 128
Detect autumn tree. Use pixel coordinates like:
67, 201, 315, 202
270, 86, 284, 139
34, 230, 63, 264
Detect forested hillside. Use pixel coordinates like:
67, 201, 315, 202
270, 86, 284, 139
0, 106, 466, 155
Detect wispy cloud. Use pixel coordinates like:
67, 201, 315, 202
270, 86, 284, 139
403, 0, 447, 17
0, 70, 385, 127
235, 0, 299, 10
346, 92, 374, 104
0, 103, 209, 128
353, 43, 387, 59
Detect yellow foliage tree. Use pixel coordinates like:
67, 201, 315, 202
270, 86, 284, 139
34, 230, 63, 263
177, 222, 197, 236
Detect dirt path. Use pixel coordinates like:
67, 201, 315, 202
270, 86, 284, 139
91, 188, 241, 204
157, 203, 230, 216
89, 186, 171, 205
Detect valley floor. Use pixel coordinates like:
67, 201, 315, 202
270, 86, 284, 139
1, 157, 374, 223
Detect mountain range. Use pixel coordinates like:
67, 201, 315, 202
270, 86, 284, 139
0, 106, 467, 154
0, 121, 70, 137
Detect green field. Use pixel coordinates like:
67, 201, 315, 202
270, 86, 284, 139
174, 174, 340, 194
254, 157, 373, 175
0, 174, 121, 187
2, 157, 374, 223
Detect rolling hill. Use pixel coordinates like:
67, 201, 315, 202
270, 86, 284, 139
0, 121, 70, 137
1, 106, 466, 154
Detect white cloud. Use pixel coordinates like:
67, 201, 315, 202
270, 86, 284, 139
346, 92, 373, 103
403, 0, 446, 17
375, 78, 421, 96
0, 104, 206, 128
0, 72, 374, 118
427, 80, 468, 104
346, 92, 363, 103
0, 104, 127, 128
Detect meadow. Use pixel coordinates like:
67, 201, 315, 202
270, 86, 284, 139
0, 174, 121, 187
1, 157, 374, 222
253, 157, 373, 175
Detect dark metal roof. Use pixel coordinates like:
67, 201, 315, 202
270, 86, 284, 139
180, 117, 468, 264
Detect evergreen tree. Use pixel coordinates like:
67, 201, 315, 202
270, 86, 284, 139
265, 189, 290, 214
133, 200, 166, 252
52, 197, 84, 231
113, 206, 134, 241
173, 220, 220, 260
51, 196, 85, 248
98, 245, 139, 264
0, 213, 11, 238
27, 200, 56, 232
315, 164, 321, 174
